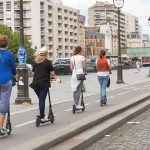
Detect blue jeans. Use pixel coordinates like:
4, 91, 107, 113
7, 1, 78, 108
34, 86, 49, 119
97, 75, 109, 100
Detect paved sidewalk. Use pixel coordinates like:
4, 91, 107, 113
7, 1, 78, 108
10, 67, 150, 115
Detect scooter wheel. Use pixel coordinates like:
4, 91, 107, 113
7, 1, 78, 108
72, 105, 76, 114
50, 114, 54, 123
6, 123, 12, 135
35, 117, 40, 127
82, 106, 85, 111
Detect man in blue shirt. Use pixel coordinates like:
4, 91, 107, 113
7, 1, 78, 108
0, 35, 16, 135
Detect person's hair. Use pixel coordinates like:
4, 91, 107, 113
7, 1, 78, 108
73, 46, 82, 55
99, 50, 106, 58
0, 35, 8, 48
35, 54, 48, 63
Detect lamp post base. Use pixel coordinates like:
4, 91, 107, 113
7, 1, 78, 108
15, 64, 31, 104
116, 63, 124, 84
116, 79, 124, 84
15, 97, 31, 104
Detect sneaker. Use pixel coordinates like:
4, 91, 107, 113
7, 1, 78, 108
0, 127, 9, 135
40, 116, 49, 122
76, 105, 83, 109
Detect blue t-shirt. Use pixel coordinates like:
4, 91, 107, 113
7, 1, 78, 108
0, 49, 16, 85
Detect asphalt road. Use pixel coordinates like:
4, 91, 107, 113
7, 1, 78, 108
1, 80, 150, 149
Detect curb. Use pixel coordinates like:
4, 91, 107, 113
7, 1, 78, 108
9, 92, 150, 150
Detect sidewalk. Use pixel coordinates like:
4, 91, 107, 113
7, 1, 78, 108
10, 67, 150, 115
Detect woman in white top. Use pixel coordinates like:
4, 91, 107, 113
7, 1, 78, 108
70, 46, 86, 109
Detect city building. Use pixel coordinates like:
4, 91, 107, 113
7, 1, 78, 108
85, 27, 105, 57
142, 34, 150, 48
88, 1, 126, 53
0, 0, 85, 62
125, 13, 140, 34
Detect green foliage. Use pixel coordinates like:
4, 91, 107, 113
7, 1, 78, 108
0, 24, 35, 64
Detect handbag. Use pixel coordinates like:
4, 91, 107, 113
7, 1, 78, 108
76, 74, 86, 80
74, 57, 86, 81
0, 54, 17, 86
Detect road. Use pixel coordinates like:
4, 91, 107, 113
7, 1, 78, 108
1, 78, 150, 149
85, 106, 150, 150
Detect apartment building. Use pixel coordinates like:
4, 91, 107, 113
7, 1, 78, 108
125, 13, 140, 34
0, 0, 85, 62
88, 1, 126, 52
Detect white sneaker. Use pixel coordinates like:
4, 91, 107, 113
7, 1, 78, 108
76, 105, 83, 109
0, 127, 9, 135
40, 116, 49, 122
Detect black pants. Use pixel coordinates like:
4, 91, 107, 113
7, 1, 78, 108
34, 86, 49, 118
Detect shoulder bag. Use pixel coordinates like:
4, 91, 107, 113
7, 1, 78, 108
74, 57, 86, 81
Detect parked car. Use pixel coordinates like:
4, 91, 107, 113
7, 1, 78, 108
53, 58, 71, 75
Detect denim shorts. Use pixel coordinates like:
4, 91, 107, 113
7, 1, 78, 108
0, 80, 12, 115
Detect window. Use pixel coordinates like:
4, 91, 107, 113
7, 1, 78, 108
0, 2, 3, 10
6, 1, 11, 10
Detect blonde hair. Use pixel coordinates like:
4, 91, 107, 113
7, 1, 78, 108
35, 54, 48, 63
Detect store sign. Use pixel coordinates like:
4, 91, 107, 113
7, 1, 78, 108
113, 0, 124, 8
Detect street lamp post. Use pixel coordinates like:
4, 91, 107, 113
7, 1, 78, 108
148, 17, 150, 26
15, 0, 31, 104
113, 0, 124, 83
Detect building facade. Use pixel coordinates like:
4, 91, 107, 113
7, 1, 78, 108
88, 1, 126, 51
0, 0, 85, 62
85, 27, 105, 57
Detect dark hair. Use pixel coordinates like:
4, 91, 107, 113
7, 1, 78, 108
99, 50, 106, 58
0, 35, 8, 48
73, 46, 82, 55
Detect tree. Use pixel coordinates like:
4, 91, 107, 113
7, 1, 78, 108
0, 24, 35, 64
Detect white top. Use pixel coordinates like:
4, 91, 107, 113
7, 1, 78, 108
71, 55, 85, 74
96, 58, 111, 76
70, 55, 85, 91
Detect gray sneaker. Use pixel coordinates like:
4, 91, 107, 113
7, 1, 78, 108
0, 127, 9, 135
40, 116, 49, 122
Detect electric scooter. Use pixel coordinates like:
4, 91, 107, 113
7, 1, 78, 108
72, 85, 85, 114
0, 106, 12, 136
35, 89, 54, 127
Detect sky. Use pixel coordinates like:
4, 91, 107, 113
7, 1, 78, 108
61, 0, 150, 35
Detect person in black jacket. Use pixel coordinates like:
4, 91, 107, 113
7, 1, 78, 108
31, 47, 56, 122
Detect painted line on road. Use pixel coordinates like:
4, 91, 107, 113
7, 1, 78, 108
108, 96, 114, 99
118, 91, 130, 95
64, 109, 72, 112
143, 85, 150, 88
64, 103, 91, 111
14, 114, 57, 128
132, 87, 141, 91
85, 103, 91, 106
14, 120, 35, 127
95, 96, 114, 103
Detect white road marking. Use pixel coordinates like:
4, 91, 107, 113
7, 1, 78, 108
14, 120, 35, 127
132, 87, 141, 91
95, 96, 114, 103
143, 85, 150, 88
64, 109, 72, 112
14, 114, 57, 127
85, 103, 91, 106
108, 96, 114, 99
127, 121, 141, 124
118, 91, 130, 95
